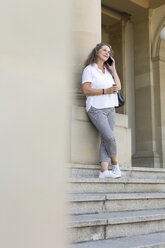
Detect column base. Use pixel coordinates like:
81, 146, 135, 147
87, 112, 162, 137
132, 152, 160, 168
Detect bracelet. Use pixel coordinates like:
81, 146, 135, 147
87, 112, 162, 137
103, 89, 104, 94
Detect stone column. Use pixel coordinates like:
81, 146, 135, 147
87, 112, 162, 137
159, 57, 165, 167
151, 6, 165, 168
73, 0, 101, 105
132, 14, 160, 167
124, 20, 136, 155
71, 0, 101, 164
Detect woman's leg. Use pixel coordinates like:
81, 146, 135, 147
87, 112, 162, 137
88, 107, 117, 167
100, 161, 109, 172
88, 107, 121, 178
106, 109, 121, 176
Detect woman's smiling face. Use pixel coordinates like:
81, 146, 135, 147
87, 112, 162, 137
97, 45, 111, 62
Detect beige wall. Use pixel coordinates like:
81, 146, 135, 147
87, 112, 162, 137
0, 1, 71, 247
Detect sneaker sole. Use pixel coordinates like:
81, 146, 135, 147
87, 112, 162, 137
99, 175, 121, 179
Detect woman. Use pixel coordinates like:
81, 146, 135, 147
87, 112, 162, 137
81, 42, 121, 178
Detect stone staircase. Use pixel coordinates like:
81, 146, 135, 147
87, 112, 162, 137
68, 164, 165, 248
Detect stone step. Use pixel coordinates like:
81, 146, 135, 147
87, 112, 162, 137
68, 209, 165, 243
68, 192, 165, 215
69, 178, 165, 194
69, 163, 165, 179
70, 231, 165, 248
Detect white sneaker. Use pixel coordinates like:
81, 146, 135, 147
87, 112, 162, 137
99, 170, 120, 179
112, 164, 121, 178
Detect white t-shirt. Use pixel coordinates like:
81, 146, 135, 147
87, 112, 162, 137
82, 63, 119, 112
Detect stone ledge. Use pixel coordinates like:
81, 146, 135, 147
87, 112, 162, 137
69, 209, 165, 228
69, 178, 165, 193
69, 192, 165, 202
68, 164, 165, 179
69, 178, 165, 184
68, 163, 165, 172
70, 231, 165, 248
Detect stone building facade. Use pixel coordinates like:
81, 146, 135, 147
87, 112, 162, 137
72, 0, 165, 170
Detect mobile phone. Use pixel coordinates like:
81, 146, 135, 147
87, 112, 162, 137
107, 57, 113, 66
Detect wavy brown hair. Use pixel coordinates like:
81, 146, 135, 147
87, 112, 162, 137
83, 42, 113, 70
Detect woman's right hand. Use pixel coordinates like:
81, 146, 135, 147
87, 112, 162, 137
105, 85, 118, 94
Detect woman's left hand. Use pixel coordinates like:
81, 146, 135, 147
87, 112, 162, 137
107, 56, 122, 91
108, 57, 116, 71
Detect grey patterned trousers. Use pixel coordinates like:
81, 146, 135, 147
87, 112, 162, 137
87, 106, 117, 163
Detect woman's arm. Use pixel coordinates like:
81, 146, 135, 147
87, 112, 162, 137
82, 82, 118, 96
